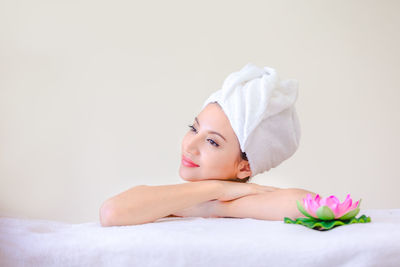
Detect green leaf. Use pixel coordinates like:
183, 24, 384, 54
316, 205, 335, 220
339, 207, 360, 220
296, 200, 314, 219
283, 214, 371, 231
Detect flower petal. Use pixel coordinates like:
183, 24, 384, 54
338, 207, 360, 220
307, 197, 319, 217
325, 196, 339, 211
336, 194, 353, 218
309, 200, 319, 218
316, 205, 335, 220
296, 200, 315, 219
303, 198, 314, 217
329, 195, 340, 205
314, 194, 321, 205
330, 203, 341, 218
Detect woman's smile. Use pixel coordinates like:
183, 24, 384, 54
182, 155, 200, 167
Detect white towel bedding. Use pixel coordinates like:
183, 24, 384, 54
1, 209, 399, 267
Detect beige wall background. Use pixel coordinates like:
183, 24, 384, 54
1, 0, 399, 223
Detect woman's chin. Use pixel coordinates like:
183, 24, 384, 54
179, 166, 201, 181
180, 176, 199, 182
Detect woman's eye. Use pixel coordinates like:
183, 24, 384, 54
207, 139, 219, 147
188, 124, 219, 147
188, 124, 197, 133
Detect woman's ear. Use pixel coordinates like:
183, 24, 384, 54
237, 160, 252, 179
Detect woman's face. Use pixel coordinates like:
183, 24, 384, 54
179, 103, 252, 181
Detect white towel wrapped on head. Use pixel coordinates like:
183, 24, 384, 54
202, 63, 301, 177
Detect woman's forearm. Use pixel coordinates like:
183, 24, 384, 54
99, 181, 221, 226
217, 188, 317, 221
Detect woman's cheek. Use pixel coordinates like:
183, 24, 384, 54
209, 152, 229, 170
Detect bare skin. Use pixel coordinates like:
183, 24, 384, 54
170, 184, 316, 221
99, 103, 316, 226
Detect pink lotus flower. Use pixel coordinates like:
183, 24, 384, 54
296, 194, 362, 220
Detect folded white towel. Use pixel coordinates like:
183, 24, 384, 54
1, 209, 399, 267
202, 63, 301, 177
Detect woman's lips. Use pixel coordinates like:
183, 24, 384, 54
182, 155, 200, 167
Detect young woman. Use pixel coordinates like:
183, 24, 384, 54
99, 63, 316, 227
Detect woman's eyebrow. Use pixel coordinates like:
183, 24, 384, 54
195, 117, 227, 142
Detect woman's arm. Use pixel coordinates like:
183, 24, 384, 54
100, 180, 276, 226
171, 199, 221, 218
170, 185, 281, 218
215, 188, 317, 221
99, 181, 221, 226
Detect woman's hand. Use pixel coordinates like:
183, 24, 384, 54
213, 180, 279, 202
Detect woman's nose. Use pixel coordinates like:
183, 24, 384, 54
185, 134, 201, 155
